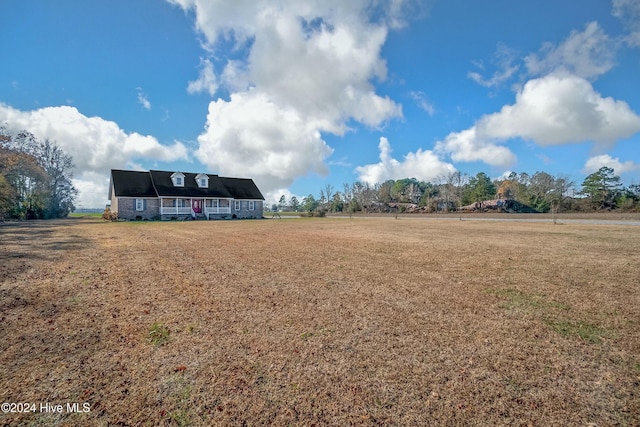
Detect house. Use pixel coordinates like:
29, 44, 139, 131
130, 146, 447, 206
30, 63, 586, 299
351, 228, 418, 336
108, 169, 264, 220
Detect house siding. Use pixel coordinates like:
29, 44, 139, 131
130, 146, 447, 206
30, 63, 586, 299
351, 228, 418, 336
232, 200, 263, 219
117, 198, 160, 220
115, 198, 263, 220
109, 183, 118, 213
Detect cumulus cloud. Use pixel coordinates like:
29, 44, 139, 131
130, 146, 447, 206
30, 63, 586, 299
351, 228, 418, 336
525, 22, 615, 80
476, 72, 640, 148
220, 60, 251, 92
434, 127, 517, 168
583, 154, 639, 174
436, 72, 640, 168
246, 10, 400, 130
458, 18, 640, 170
0, 104, 188, 207
169, 0, 407, 193
168, 0, 422, 46
356, 137, 456, 185
194, 91, 333, 191
72, 171, 113, 208
187, 58, 219, 96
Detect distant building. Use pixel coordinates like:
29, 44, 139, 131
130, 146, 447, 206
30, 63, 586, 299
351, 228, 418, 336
108, 169, 264, 220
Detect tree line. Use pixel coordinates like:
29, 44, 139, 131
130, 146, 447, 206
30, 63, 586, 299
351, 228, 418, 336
0, 126, 77, 220
273, 168, 640, 214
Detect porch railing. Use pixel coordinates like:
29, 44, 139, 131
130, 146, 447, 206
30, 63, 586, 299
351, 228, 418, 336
160, 206, 192, 215
204, 206, 232, 218
160, 199, 231, 218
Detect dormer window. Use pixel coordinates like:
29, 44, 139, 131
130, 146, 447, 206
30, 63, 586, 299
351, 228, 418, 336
195, 173, 209, 188
171, 172, 185, 187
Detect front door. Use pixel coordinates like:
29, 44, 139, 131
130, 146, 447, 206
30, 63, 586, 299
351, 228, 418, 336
192, 199, 202, 214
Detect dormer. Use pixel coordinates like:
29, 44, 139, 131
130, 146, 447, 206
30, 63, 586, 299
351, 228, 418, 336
171, 172, 185, 187
195, 173, 209, 188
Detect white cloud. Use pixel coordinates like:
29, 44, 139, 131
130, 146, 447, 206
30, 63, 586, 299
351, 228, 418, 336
187, 58, 219, 96
583, 154, 639, 174
72, 172, 111, 209
168, 0, 423, 47
476, 72, 640, 148
0, 104, 189, 207
493, 170, 515, 181
469, 21, 618, 90
434, 127, 517, 168
435, 72, 640, 169
221, 60, 251, 92
623, 31, 640, 47
612, 0, 640, 19
409, 91, 435, 116
136, 87, 151, 110
525, 22, 615, 80
328, 156, 352, 167
244, 7, 400, 130
468, 43, 520, 88
451, 20, 640, 170
194, 91, 333, 192
263, 188, 303, 208
612, 0, 640, 47
356, 137, 456, 184
382, 0, 430, 30
170, 0, 406, 194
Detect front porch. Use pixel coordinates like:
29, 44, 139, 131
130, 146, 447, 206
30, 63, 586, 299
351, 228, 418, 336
160, 198, 232, 220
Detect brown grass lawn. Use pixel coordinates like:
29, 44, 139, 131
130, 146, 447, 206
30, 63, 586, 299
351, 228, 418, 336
1, 217, 639, 426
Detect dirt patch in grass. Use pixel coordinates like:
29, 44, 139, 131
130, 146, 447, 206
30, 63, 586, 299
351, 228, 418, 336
1, 217, 639, 425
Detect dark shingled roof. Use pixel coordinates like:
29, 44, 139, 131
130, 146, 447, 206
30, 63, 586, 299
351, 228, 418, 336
149, 170, 232, 198
218, 177, 265, 200
109, 169, 264, 200
110, 170, 157, 198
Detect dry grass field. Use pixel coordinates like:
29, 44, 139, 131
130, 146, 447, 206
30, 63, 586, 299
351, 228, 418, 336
1, 217, 639, 426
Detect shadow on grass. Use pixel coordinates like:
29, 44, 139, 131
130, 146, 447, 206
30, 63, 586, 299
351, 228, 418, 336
0, 218, 92, 276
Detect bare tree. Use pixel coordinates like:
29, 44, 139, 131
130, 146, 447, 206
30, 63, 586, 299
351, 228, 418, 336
343, 182, 352, 205
549, 175, 575, 224
323, 184, 334, 210
440, 171, 466, 218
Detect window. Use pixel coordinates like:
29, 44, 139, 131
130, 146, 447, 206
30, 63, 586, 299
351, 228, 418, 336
171, 172, 185, 187
234, 200, 241, 210
135, 199, 144, 211
195, 173, 209, 188
248, 201, 255, 211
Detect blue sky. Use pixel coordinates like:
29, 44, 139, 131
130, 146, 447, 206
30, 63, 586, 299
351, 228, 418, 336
1, 0, 639, 208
